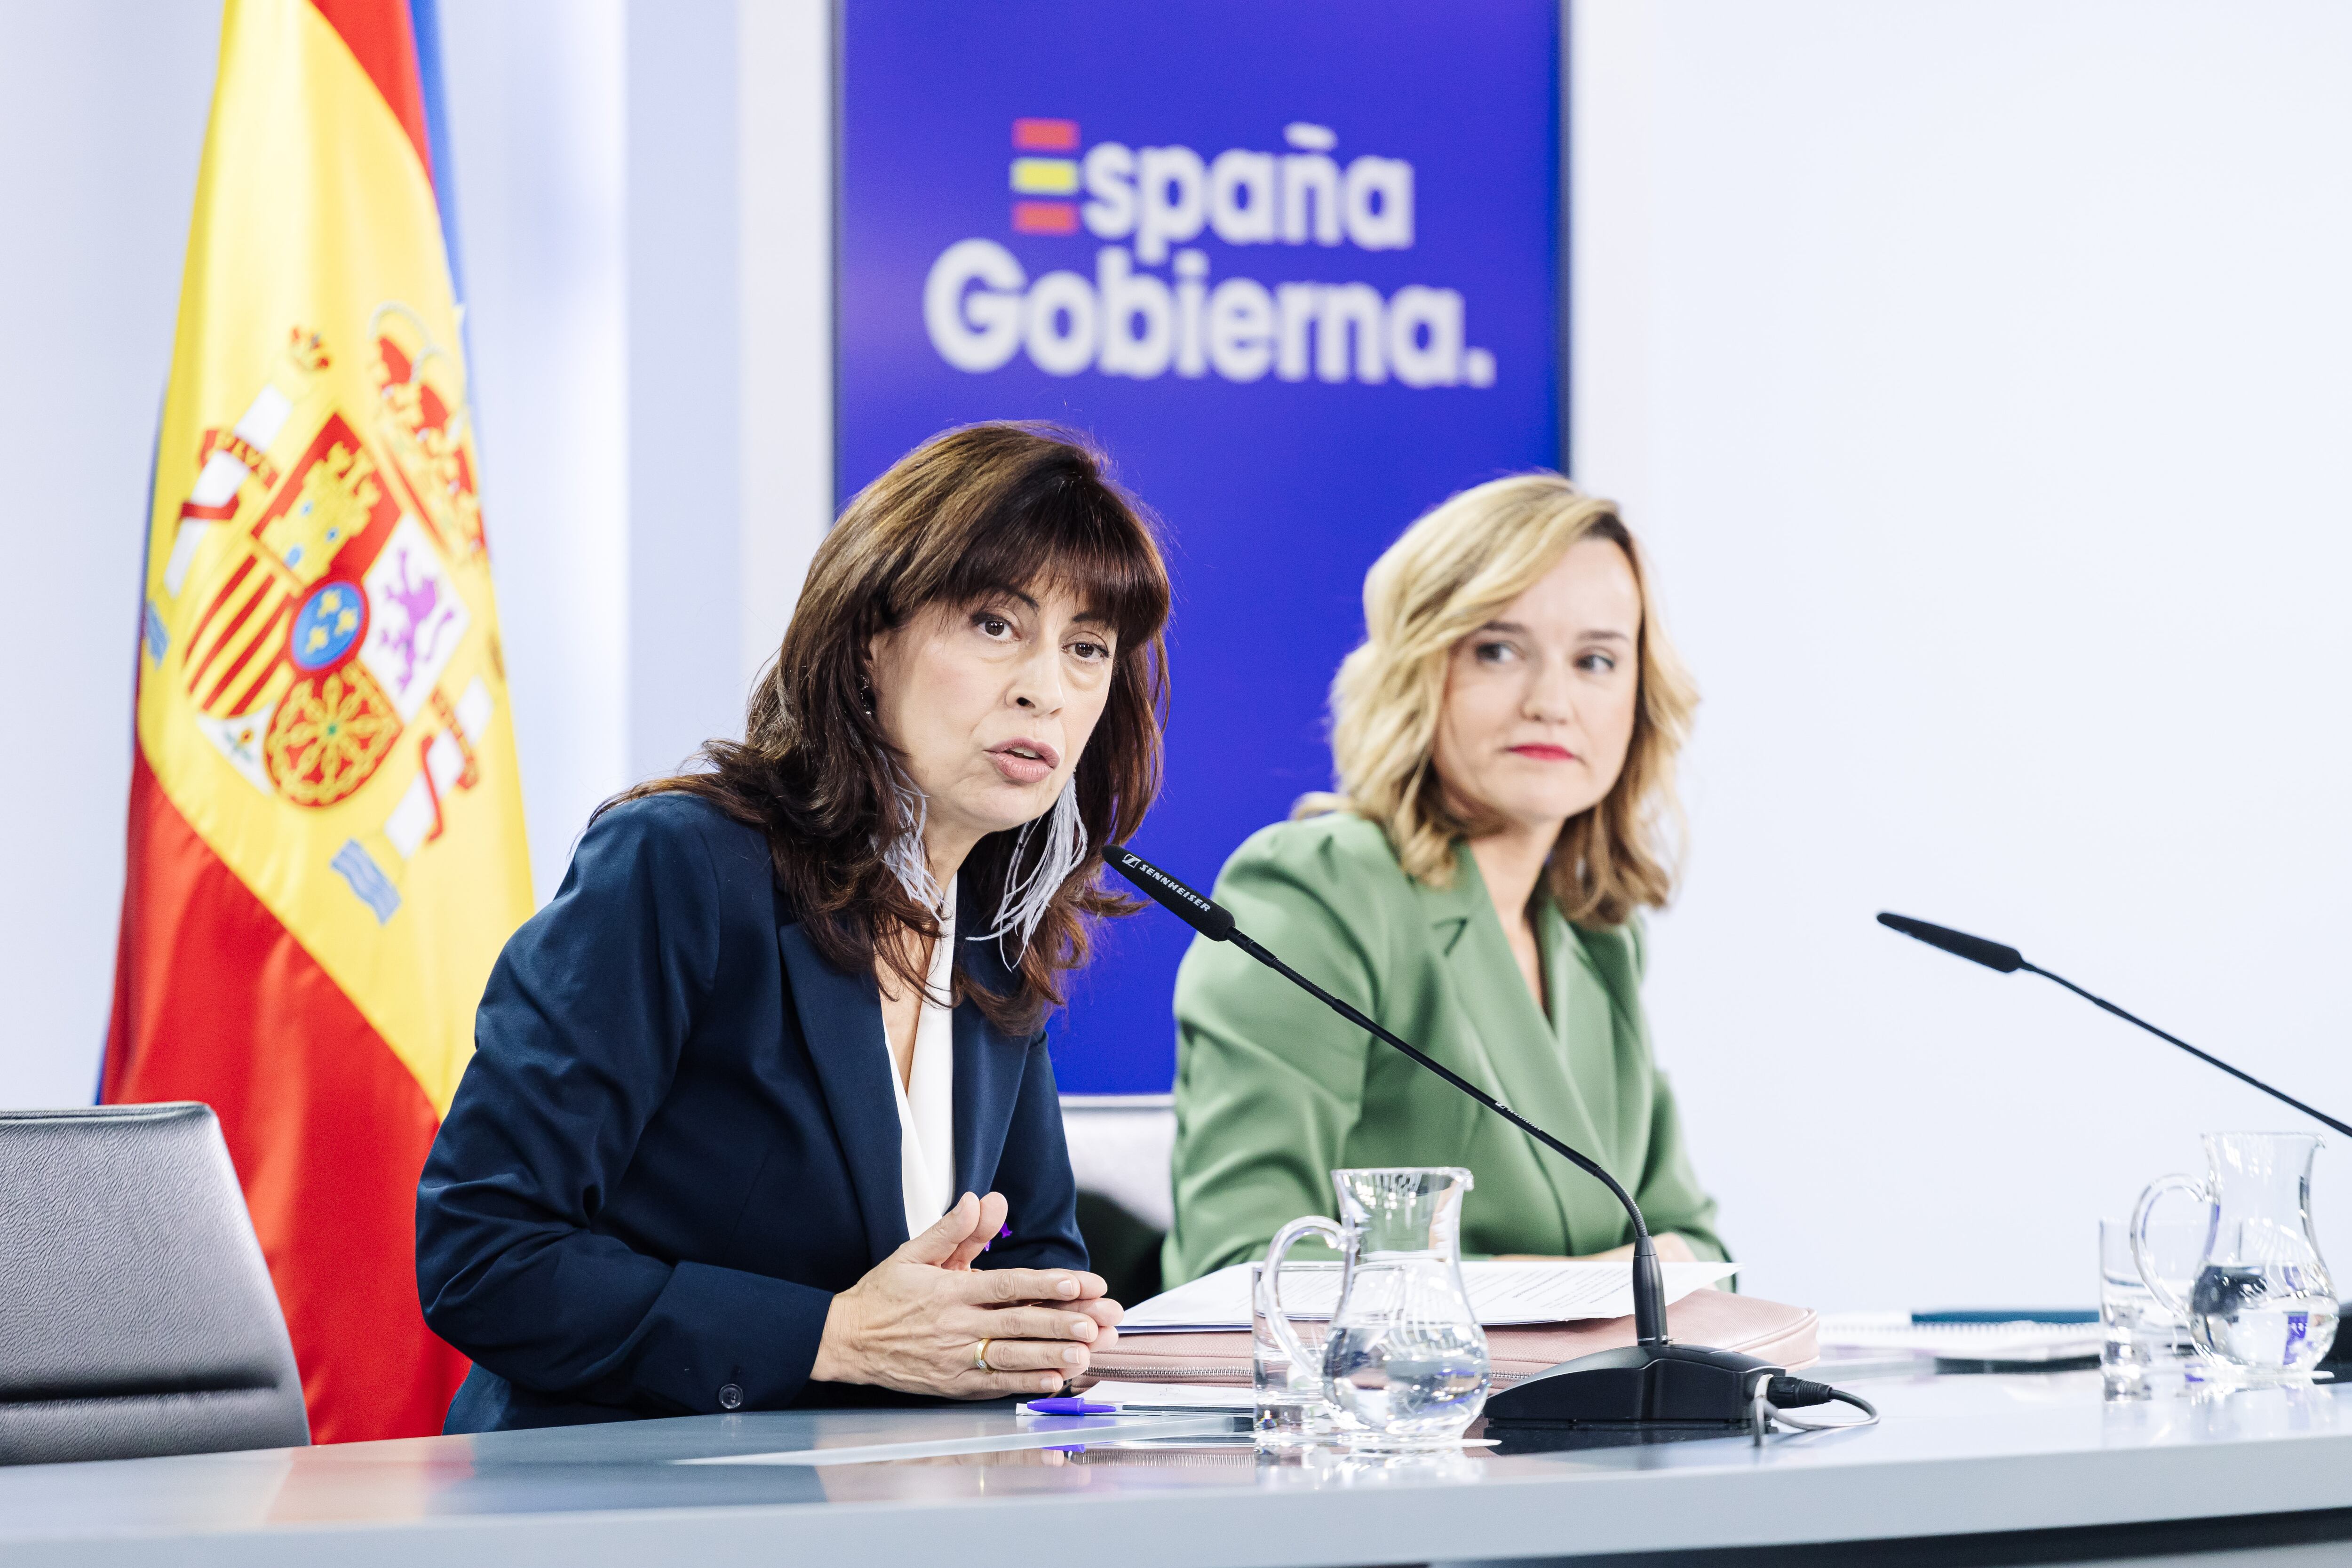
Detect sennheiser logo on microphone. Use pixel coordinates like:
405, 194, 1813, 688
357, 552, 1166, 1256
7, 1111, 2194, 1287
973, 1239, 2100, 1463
1116, 850, 1213, 915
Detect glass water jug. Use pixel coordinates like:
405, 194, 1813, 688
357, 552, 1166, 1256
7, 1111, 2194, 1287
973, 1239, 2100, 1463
2133, 1132, 2337, 1378
1263, 1166, 1490, 1446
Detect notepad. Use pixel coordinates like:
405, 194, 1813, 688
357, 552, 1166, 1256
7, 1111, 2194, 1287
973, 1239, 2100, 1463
1119, 1258, 1739, 1333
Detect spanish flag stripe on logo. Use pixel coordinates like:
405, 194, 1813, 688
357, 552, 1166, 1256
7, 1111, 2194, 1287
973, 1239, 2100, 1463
106, 0, 531, 1444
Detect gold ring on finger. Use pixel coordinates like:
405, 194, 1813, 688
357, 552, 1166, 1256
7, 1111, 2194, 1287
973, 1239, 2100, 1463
974, 1337, 994, 1372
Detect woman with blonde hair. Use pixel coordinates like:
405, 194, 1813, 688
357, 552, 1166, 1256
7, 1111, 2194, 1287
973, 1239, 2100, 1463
1163, 473, 1724, 1283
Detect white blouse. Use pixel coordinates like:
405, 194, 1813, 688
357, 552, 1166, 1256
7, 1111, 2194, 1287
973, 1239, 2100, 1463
888, 877, 957, 1241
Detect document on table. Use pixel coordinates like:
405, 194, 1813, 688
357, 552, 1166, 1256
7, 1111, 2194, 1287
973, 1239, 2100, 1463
1119, 1258, 1739, 1333
1814, 1313, 2103, 1361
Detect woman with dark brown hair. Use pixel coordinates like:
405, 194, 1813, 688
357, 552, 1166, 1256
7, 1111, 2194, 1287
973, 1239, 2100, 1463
416, 423, 1171, 1432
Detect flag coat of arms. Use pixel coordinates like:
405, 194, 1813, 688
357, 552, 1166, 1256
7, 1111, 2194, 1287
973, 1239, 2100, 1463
107, 0, 531, 1442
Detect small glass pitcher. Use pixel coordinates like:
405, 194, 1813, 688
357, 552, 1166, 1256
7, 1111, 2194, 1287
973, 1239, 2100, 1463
1263, 1167, 1490, 1446
2132, 1132, 2337, 1378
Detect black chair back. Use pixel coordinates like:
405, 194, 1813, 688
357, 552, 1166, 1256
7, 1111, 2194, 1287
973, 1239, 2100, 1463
0, 1103, 309, 1464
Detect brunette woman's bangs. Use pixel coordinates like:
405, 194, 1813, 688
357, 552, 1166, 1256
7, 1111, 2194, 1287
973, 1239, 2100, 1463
930, 457, 1171, 648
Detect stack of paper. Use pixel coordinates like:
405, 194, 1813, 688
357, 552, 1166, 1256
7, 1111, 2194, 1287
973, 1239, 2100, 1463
1120, 1259, 1740, 1334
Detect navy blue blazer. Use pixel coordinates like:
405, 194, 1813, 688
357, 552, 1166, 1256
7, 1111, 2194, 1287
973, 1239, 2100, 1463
415, 792, 1086, 1432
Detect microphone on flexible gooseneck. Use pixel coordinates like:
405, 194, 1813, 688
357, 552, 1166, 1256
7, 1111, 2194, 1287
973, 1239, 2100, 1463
1106, 843, 1669, 1345
1876, 913, 2352, 1139
1107, 843, 1822, 1432
1881, 911, 2352, 1375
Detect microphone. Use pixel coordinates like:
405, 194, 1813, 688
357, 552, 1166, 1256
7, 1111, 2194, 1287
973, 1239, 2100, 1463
1876, 913, 2352, 1140
1108, 843, 1667, 1342
1108, 842, 1794, 1430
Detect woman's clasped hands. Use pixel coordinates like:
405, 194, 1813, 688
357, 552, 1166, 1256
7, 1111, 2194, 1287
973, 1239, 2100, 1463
810, 1191, 1123, 1398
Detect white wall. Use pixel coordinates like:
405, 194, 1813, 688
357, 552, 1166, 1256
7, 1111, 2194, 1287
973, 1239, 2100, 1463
0, 0, 832, 1106
738, 0, 834, 694
445, 0, 831, 886
1574, 0, 2352, 1310
0, 5, 217, 1106
438, 0, 630, 901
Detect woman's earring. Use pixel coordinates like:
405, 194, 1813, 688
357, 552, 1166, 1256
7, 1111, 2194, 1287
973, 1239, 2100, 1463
974, 780, 1086, 967
878, 768, 947, 915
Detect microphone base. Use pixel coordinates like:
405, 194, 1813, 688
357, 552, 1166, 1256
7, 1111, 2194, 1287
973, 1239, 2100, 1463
1482, 1342, 1779, 1429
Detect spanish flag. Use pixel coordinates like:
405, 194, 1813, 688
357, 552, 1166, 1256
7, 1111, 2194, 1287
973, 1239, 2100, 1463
107, 0, 531, 1442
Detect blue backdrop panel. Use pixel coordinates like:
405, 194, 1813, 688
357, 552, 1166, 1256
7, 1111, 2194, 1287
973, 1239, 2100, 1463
838, 0, 1562, 1092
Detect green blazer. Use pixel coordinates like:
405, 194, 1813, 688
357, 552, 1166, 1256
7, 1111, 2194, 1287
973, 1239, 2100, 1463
1163, 813, 1725, 1285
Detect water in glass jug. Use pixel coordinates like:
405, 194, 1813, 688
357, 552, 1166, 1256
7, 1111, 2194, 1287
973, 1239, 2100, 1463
1263, 1166, 1490, 1446
2133, 1132, 2337, 1379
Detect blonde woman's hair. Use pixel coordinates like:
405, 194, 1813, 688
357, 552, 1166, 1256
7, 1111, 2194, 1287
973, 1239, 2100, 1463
1296, 473, 1697, 928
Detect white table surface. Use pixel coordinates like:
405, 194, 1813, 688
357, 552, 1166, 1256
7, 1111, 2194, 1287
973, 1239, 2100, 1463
2, 1370, 2350, 1567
